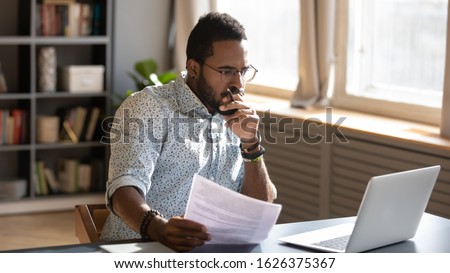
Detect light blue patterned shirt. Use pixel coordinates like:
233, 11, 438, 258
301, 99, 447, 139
101, 75, 244, 241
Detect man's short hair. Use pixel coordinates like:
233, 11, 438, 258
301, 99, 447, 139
186, 12, 247, 64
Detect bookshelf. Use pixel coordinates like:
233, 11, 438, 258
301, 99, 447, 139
0, 0, 113, 214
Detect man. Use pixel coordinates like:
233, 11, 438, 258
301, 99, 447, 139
101, 12, 276, 252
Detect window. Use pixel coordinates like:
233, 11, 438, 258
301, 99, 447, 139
214, 0, 300, 93
335, 0, 448, 124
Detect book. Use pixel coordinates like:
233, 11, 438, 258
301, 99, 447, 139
79, 4, 92, 36
40, 2, 49, 36
63, 120, 78, 143
59, 105, 87, 143
38, 1, 93, 37
44, 167, 60, 193
57, 159, 79, 193
44, 0, 73, 36
91, 3, 101, 35
11, 109, 22, 145
78, 163, 92, 192
19, 110, 27, 144
85, 107, 100, 141
11, 108, 26, 145
72, 106, 88, 140
5, 115, 14, 145
43, 0, 75, 4
36, 161, 49, 196
67, 3, 81, 36
58, 107, 70, 141
48, 4, 56, 36
0, 109, 9, 145
55, 4, 68, 36
33, 172, 41, 196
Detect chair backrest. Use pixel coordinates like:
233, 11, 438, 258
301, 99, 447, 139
74, 204, 109, 243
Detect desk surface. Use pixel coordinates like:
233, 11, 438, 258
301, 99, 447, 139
6, 213, 450, 253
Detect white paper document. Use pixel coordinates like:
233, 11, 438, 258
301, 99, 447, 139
184, 173, 282, 244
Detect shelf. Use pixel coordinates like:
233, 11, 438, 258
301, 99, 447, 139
0, 93, 32, 100
0, 37, 110, 45
0, 0, 112, 214
0, 37, 33, 45
35, 91, 108, 99
35, 141, 106, 150
0, 142, 106, 152
0, 144, 32, 152
35, 36, 110, 45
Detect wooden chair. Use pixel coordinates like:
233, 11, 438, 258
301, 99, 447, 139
74, 204, 110, 243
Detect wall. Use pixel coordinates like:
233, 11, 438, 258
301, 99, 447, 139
112, 0, 172, 97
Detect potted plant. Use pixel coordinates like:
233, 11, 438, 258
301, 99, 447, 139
112, 59, 178, 109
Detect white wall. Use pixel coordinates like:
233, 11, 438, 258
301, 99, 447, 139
112, 0, 172, 96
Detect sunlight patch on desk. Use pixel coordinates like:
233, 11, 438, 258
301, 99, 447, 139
100, 242, 175, 253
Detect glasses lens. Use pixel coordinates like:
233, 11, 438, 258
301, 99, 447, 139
218, 66, 257, 83
242, 67, 257, 82
220, 70, 235, 83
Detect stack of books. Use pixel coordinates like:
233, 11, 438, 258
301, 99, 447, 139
34, 159, 105, 195
59, 105, 101, 143
36, 0, 101, 37
0, 108, 27, 145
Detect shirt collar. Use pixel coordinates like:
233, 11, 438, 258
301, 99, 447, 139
174, 73, 212, 119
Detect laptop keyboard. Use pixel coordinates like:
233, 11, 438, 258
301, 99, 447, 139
312, 235, 351, 251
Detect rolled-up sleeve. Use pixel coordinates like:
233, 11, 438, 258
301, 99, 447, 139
105, 89, 166, 211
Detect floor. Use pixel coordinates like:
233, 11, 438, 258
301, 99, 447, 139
0, 210, 79, 251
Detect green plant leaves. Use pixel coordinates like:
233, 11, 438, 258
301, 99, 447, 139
115, 58, 179, 110
158, 71, 179, 84
127, 58, 178, 91
134, 59, 158, 79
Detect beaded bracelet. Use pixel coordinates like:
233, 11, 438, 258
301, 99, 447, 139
139, 209, 163, 240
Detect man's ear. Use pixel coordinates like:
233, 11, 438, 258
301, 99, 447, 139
186, 59, 200, 79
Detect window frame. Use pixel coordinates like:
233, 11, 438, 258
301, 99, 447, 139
333, 0, 443, 126
212, 0, 299, 98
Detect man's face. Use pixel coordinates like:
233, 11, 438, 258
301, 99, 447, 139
196, 40, 249, 115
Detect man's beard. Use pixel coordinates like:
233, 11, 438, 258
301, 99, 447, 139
197, 74, 237, 116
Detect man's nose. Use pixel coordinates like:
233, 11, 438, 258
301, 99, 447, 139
229, 72, 245, 90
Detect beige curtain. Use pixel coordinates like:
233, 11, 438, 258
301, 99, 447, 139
291, 0, 336, 108
173, 0, 212, 72
441, 1, 450, 138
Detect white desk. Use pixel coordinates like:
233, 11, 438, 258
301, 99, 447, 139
6, 213, 450, 253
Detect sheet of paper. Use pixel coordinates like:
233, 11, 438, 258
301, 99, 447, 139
184, 173, 282, 244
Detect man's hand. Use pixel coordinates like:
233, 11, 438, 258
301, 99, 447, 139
150, 216, 211, 252
219, 93, 260, 143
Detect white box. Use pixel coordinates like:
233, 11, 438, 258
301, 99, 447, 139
0, 178, 27, 200
61, 65, 104, 93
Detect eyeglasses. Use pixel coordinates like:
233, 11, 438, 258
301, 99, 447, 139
202, 63, 258, 83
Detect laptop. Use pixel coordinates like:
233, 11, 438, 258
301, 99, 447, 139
279, 165, 440, 253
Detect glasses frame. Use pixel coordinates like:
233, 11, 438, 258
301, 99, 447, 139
201, 62, 258, 83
